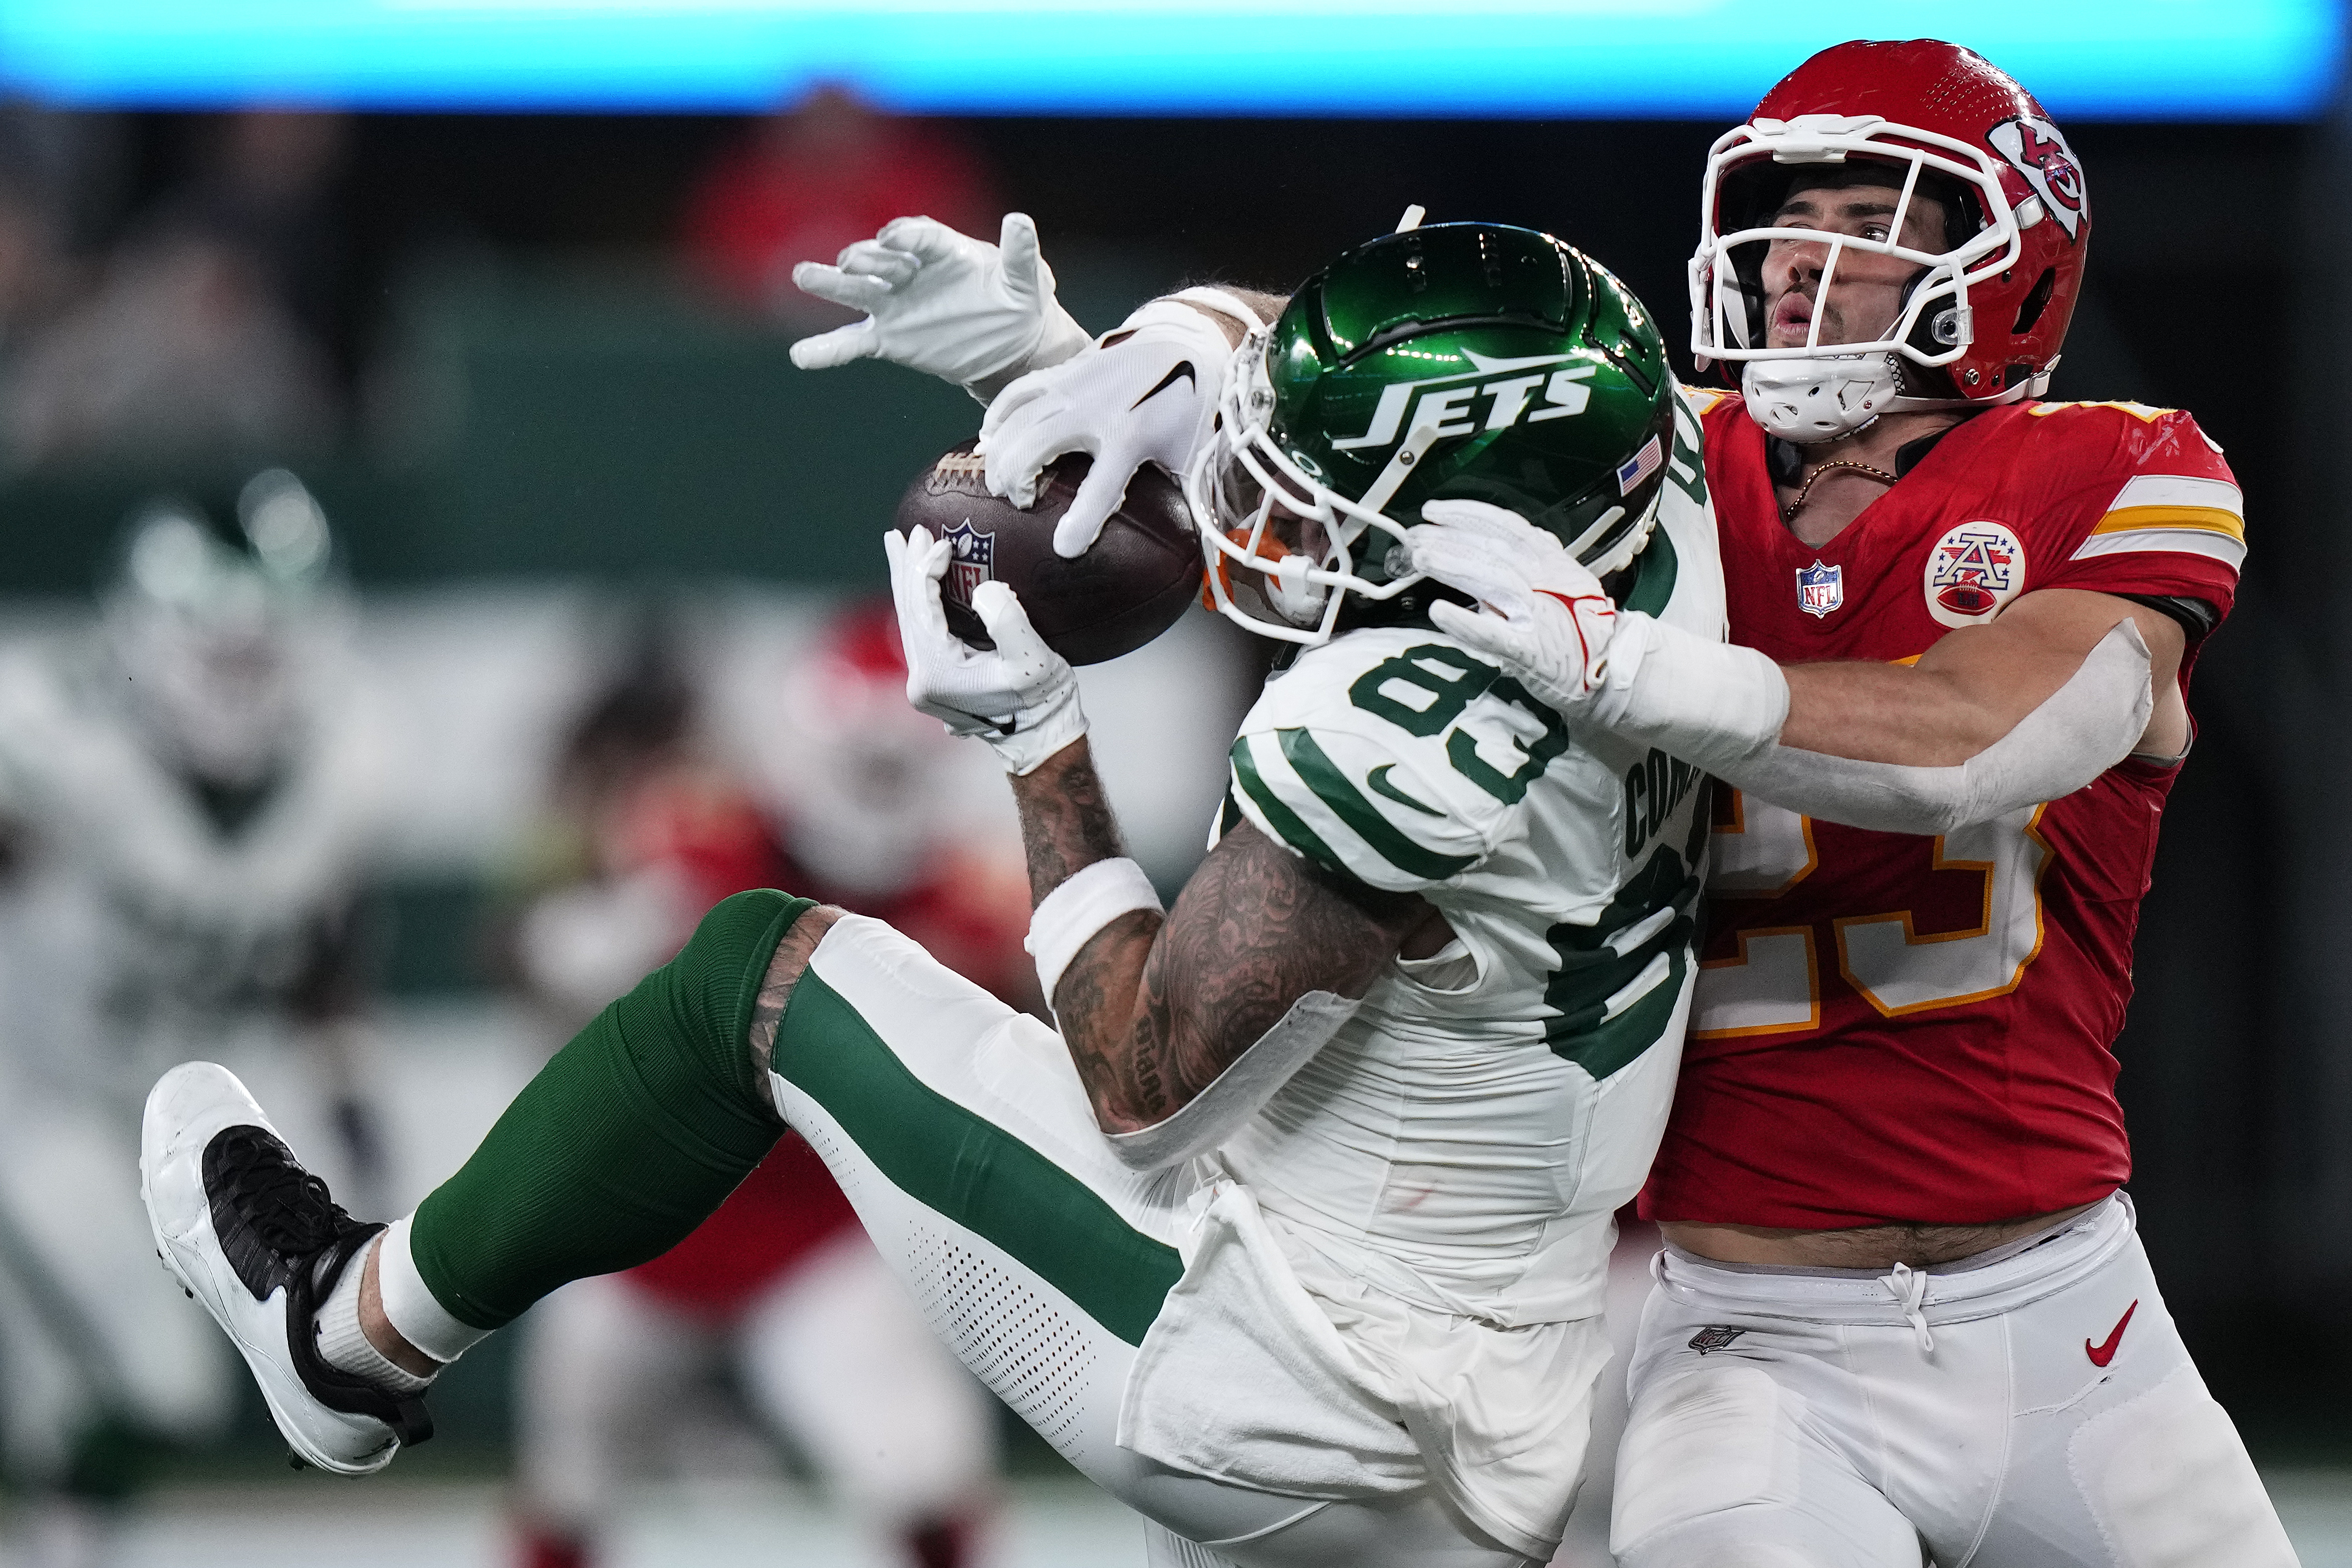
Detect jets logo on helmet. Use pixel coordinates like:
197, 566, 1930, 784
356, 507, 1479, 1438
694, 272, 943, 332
1329, 353, 1595, 453
1187, 221, 1677, 646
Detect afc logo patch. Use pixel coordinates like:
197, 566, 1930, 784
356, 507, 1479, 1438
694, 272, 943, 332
1988, 116, 2088, 240
1924, 520, 2026, 629
1795, 558, 1844, 618
941, 519, 993, 613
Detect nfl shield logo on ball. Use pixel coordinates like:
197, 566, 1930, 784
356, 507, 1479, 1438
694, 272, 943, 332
942, 520, 994, 612
1795, 559, 1843, 618
1924, 520, 2026, 629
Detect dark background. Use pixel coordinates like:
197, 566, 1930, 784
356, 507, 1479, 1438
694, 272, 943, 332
4, 105, 2342, 1454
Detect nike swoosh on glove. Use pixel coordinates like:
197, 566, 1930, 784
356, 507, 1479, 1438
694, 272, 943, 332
978, 299, 1235, 560
790, 213, 1092, 402
885, 525, 1088, 775
1407, 498, 1619, 712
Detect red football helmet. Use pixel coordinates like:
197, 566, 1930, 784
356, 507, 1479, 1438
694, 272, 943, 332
1688, 39, 2091, 441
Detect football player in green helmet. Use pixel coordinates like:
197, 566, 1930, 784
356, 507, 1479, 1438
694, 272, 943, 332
1189, 222, 1678, 645
139, 222, 1726, 1568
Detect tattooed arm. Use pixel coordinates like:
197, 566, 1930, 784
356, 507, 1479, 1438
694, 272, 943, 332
1009, 737, 1433, 1135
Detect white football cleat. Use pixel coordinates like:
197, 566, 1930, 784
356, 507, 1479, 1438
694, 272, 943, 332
140, 1062, 431, 1475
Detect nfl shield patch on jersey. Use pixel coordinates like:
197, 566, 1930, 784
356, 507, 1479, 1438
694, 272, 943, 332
1795, 559, 1843, 618
1688, 1325, 1749, 1355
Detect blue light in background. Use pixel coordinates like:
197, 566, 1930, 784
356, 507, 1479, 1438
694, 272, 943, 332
0, 0, 2336, 119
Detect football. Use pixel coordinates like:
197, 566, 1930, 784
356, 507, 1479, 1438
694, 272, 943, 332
894, 440, 1203, 666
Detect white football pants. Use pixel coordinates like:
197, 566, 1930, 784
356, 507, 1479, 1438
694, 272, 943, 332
766, 914, 1535, 1568
1612, 1195, 2300, 1568
515, 1230, 997, 1534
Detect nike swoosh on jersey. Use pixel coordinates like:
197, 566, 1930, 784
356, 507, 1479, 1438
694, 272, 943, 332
2085, 1299, 2138, 1367
1368, 763, 1443, 816
1130, 361, 1197, 410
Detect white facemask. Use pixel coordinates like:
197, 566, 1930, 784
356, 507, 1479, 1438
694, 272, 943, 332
1740, 352, 1902, 444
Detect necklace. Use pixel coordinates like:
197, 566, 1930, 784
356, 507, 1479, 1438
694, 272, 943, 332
1780, 459, 1900, 521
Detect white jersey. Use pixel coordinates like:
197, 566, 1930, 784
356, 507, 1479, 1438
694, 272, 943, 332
1216, 391, 1725, 1329
0, 640, 388, 1114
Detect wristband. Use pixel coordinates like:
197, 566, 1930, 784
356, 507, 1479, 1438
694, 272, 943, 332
1026, 857, 1164, 1007
1167, 287, 1267, 337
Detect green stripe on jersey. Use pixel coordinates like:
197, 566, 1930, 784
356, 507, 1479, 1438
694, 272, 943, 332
1622, 526, 1679, 618
773, 971, 1182, 1347
1230, 734, 1349, 876
1277, 728, 1476, 882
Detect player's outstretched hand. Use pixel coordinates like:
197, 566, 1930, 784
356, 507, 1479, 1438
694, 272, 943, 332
1409, 499, 1619, 712
791, 214, 1092, 401
885, 524, 1087, 775
978, 300, 1234, 560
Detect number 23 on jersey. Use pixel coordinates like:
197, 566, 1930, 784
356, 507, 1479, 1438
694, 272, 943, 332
1693, 790, 2053, 1037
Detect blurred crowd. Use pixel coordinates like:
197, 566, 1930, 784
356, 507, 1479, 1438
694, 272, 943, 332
0, 84, 995, 474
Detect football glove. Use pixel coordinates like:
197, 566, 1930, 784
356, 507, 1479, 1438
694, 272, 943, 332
790, 214, 1092, 402
979, 296, 1245, 560
885, 524, 1086, 775
1409, 499, 1621, 710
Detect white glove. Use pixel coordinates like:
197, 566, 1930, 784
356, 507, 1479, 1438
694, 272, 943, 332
1409, 499, 1620, 711
884, 525, 1087, 775
978, 297, 1238, 560
791, 213, 1092, 401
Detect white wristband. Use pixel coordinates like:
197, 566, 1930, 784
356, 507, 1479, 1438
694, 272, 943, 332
1026, 857, 1165, 1007
1167, 286, 1266, 336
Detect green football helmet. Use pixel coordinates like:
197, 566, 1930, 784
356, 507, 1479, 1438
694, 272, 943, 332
1186, 221, 1677, 645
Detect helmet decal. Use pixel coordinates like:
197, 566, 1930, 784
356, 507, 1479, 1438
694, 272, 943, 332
1987, 116, 2088, 239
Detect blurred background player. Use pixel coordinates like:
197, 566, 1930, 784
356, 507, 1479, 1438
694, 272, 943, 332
0, 470, 387, 1566
502, 599, 1012, 1568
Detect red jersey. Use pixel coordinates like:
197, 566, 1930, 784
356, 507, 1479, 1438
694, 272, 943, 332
1641, 392, 2244, 1229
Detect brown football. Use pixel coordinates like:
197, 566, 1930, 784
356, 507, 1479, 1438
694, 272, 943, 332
894, 440, 1204, 667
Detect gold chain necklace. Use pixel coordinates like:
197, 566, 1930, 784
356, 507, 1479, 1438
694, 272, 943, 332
1780, 459, 1900, 521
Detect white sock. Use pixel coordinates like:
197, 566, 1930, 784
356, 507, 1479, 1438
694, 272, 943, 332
313, 1235, 437, 1397
375, 1213, 493, 1364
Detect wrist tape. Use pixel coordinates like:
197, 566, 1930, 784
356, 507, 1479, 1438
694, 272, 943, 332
1026, 858, 1164, 1007
1588, 610, 1790, 774
1103, 989, 1362, 1170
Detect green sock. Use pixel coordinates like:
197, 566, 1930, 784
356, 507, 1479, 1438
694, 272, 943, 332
408, 890, 812, 1330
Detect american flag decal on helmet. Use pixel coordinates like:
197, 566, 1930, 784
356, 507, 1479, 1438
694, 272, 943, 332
1616, 434, 1664, 495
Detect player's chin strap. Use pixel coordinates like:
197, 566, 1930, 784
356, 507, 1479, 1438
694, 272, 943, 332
1103, 990, 1362, 1171
1589, 617, 2154, 836
1027, 857, 1361, 1171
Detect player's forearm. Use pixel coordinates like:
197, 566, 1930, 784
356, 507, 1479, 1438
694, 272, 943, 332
1777, 648, 2033, 767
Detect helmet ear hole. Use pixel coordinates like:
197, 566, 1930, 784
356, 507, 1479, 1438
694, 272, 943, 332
2010, 268, 2057, 335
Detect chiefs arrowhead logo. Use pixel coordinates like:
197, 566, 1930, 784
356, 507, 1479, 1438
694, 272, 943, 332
1988, 116, 2089, 240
